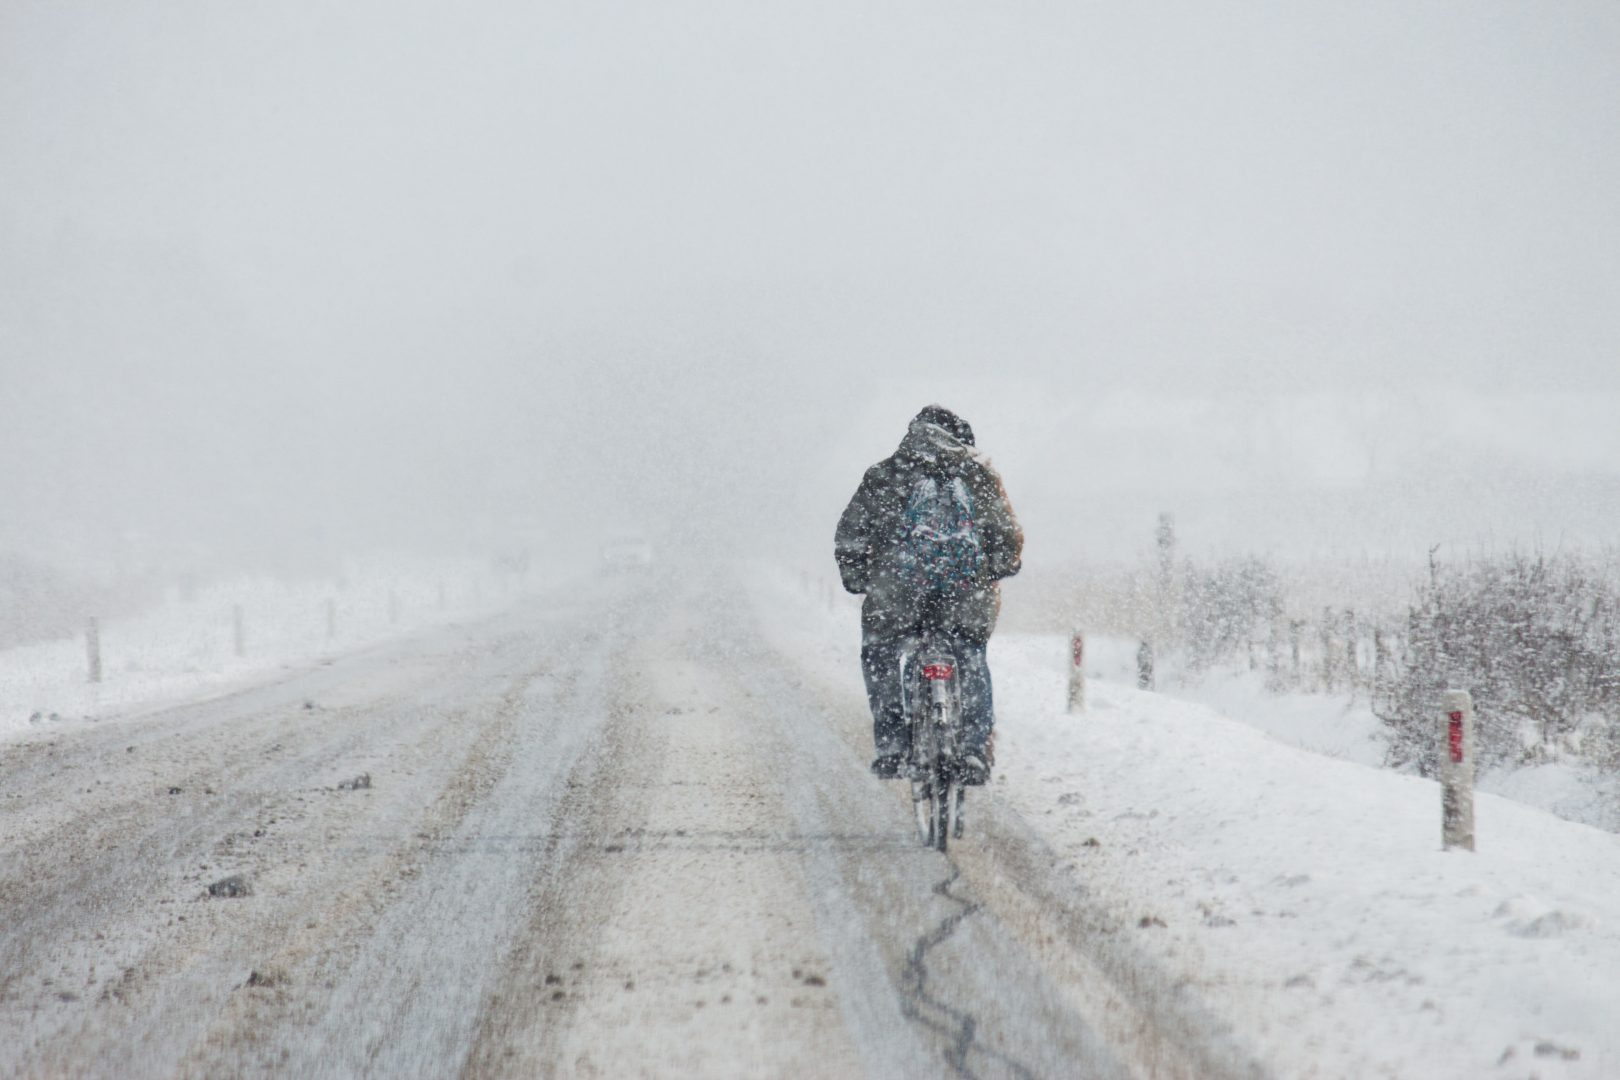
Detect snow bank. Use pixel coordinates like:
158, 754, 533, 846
992, 636, 1620, 1078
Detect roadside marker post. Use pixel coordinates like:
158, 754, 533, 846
1441, 689, 1476, 851
1068, 631, 1086, 712
86, 617, 102, 684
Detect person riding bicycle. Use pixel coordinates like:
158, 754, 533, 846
834, 405, 1023, 784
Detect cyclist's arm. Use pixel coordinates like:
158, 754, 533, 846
976, 464, 1023, 582
834, 468, 885, 594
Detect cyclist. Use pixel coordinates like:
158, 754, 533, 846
834, 405, 1023, 784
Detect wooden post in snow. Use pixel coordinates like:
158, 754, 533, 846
1441, 689, 1476, 851
1319, 607, 1336, 691
86, 617, 102, 684
1068, 631, 1086, 712
1289, 619, 1303, 684
1344, 610, 1360, 691
1373, 629, 1388, 691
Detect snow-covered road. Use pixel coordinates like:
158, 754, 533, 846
0, 573, 1250, 1079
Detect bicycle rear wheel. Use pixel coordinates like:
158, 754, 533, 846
931, 774, 950, 852
912, 777, 933, 845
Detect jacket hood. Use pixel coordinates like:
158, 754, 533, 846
912, 405, 974, 446
898, 417, 991, 469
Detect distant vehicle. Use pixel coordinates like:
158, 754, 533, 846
599, 538, 654, 572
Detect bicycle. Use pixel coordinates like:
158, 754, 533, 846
901, 628, 968, 851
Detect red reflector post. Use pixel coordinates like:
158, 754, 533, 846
1069, 629, 1086, 713
1441, 690, 1476, 852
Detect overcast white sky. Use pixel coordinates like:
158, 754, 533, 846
3, 2, 1618, 575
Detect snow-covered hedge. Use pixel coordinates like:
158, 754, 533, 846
1377, 551, 1620, 774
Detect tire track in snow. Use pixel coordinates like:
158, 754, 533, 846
262, 625, 630, 1078
0, 603, 591, 1078
898, 866, 1037, 1080
464, 595, 872, 1078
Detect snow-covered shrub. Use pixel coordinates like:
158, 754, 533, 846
1377, 551, 1620, 774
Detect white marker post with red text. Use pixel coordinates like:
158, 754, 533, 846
1441, 689, 1476, 851
1068, 631, 1085, 713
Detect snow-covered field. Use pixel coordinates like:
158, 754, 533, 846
774, 567, 1620, 1079
1072, 634, 1390, 768
1083, 632, 1620, 833
0, 556, 533, 744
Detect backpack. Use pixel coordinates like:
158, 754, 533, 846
893, 470, 985, 594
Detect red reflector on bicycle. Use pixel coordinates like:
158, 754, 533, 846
922, 663, 955, 680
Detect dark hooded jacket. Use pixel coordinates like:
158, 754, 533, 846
834, 413, 1023, 642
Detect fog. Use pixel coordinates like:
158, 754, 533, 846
5, 1, 1619, 593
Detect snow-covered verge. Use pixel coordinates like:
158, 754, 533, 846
1082, 633, 1620, 833
766, 566, 1620, 1079
0, 554, 535, 743
1077, 634, 1389, 768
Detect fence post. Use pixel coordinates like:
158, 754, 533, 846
232, 604, 245, 658
1344, 610, 1360, 691
1319, 607, 1336, 691
1441, 689, 1476, 851
1068, 631, 1086, 712
86, 617, 102, 684
1137, 640, 1155, 690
